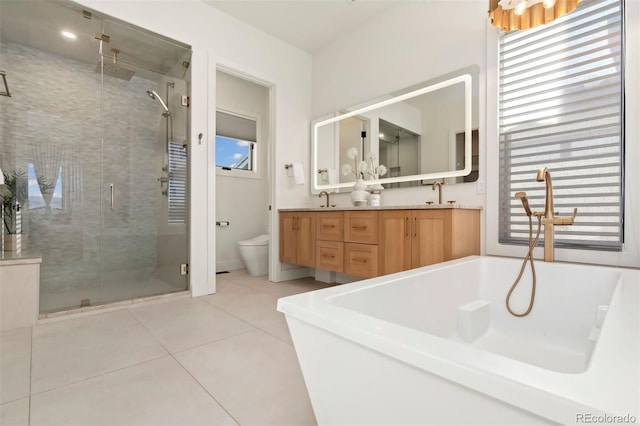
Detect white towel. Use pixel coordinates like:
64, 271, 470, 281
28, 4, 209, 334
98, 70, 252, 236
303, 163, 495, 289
327, 168, 338, 184
292, 163, 305, 185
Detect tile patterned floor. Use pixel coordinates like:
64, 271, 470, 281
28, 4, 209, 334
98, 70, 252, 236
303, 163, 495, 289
0, 270, 333, 426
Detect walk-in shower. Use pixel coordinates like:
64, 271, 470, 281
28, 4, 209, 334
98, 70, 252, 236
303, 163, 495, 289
0, 0, 192, 313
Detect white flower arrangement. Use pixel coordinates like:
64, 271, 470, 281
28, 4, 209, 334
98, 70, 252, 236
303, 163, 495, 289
342, 148, 387, 181
342, 147, 368, 179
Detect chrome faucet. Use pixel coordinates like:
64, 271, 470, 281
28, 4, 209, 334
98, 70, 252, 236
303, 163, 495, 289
319, 191, 330, 208
432, 181, 443, 205
534, 167, 578, 262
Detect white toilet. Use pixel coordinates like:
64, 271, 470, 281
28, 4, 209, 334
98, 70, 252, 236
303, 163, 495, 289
238, 234, 269, 276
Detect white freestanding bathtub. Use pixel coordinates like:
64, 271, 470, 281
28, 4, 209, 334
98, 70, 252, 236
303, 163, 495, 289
277, 256, 639, 425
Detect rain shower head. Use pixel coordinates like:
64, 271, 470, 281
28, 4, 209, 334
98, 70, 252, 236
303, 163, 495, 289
96, 50, 136, 81
147, 90, 171, 116
95, 61, 136, 81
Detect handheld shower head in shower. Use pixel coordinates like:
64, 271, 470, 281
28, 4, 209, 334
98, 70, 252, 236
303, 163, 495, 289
147, 90, 171, 116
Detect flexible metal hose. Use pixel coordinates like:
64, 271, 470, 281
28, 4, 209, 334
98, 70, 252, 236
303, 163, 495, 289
506, 213, 542, 317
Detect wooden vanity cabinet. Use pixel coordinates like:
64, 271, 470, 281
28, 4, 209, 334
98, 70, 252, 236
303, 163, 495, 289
280, 208, 479, 278
378, 209, 480, 275
279, 211, 316, 268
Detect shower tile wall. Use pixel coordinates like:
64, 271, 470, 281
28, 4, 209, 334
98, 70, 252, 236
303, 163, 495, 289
0, 41, 162, 306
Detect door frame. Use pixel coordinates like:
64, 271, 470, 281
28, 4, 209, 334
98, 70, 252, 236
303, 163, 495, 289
208, 59, 277, 293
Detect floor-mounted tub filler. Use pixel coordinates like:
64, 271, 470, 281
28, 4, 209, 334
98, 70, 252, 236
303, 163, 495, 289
277, 256, 639, 425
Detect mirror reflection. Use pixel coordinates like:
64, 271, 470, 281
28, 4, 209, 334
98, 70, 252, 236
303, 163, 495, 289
378, 119, 420, 188
312, 65, 479, 193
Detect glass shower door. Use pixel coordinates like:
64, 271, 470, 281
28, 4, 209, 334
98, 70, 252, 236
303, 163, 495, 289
98, 19, 189, 303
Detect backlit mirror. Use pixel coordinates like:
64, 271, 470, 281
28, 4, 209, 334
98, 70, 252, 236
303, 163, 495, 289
312, 65, 479, 193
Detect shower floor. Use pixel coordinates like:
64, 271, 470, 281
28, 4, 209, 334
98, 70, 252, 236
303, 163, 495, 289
39, 273, 186, 314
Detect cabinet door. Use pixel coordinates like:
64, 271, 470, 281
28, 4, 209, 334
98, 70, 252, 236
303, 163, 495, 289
412, 210, 450, 268
378, 210, 411, 275
296, 212, 316, 268
279, 212, 298, 264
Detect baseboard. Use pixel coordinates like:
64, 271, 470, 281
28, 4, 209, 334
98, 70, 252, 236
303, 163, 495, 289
216, 259, 245, 272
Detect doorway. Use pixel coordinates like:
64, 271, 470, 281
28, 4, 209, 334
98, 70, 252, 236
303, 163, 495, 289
214, 69, 271, 275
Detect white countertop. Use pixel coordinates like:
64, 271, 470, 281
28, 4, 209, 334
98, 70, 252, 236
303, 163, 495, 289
279, 204, 483, 212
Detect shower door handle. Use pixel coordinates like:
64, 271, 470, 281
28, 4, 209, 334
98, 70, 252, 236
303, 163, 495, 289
109, 183, 115, 209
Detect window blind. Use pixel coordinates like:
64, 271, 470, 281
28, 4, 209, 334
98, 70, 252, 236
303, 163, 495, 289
168, 142, 187, 225
498, 0, 623, 250
216, 111, 257, 142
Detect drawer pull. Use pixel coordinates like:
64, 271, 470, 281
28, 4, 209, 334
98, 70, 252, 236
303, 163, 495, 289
352, 257, 368, 263
352, 225, 368, 230
322, 224, 336, 228
322, 254, 336, 259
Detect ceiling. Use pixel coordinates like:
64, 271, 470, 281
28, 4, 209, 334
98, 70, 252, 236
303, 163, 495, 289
201, 0, 397, 53
0, 0, 191, 82
1, 0, 396, 81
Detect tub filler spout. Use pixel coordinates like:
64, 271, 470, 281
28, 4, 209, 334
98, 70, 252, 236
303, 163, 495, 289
535, 167, 578, 262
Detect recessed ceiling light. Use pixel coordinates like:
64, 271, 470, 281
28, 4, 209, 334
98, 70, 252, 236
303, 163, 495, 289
61, 31, 77, 40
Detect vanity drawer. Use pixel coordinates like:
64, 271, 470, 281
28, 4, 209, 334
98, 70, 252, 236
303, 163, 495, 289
316, 212, 344, 241
316, 240, 344, 272
344, 243, 378, 278
344, 211, 378, 244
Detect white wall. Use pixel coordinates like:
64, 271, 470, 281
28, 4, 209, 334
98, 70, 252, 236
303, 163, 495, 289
312, 1, 487, 243
215, 70, 269, 272
76, 0, 313, 292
